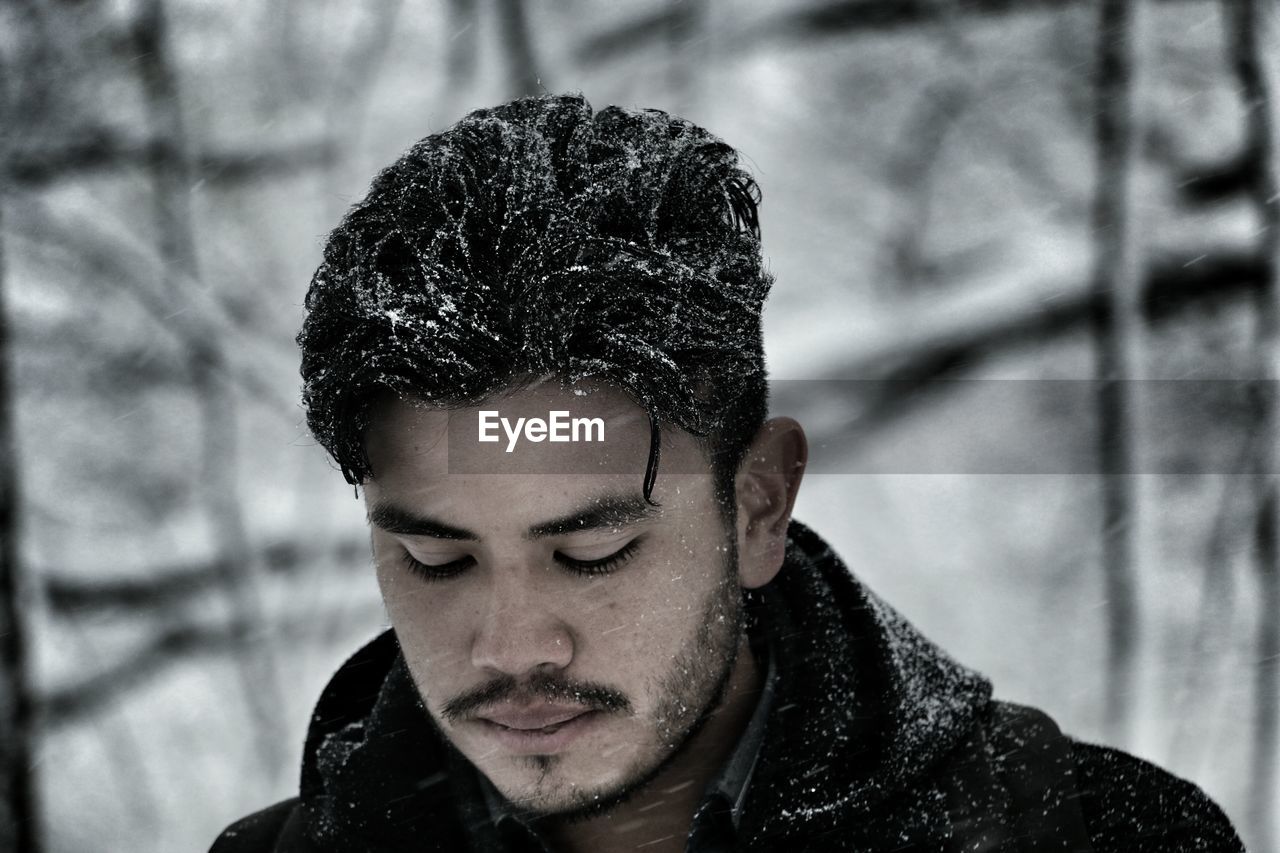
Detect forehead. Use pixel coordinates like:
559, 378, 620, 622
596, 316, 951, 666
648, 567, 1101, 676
362, 380, 712, 527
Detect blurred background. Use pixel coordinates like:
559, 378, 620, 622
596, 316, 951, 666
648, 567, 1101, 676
2, 0, 1278, 850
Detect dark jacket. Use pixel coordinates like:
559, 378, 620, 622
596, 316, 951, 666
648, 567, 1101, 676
211, 520, 1245, 852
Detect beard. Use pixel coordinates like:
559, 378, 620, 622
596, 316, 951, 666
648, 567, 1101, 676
446, 532, 747, 824
530, 544, 745, 824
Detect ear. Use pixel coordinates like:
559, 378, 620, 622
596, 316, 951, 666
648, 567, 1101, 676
734, 417, 807, 589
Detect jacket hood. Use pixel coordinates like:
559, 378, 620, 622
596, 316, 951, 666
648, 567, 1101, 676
740, 520, 991, 843
295, 519, 992, 849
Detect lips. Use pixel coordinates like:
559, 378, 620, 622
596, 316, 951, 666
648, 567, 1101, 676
473, 704, 603, 754
480, 705, 589, 731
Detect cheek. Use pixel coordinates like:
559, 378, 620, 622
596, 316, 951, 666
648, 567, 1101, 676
375, 562, 472, 698
375, 556, 434, 625
595, 578, 708, 663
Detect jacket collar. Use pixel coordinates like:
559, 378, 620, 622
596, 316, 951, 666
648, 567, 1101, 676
738, 520, 991, 842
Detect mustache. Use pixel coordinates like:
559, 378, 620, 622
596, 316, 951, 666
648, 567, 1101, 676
440, 672, 632, 723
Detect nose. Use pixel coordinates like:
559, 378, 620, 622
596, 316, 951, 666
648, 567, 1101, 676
470, 564, 574, 677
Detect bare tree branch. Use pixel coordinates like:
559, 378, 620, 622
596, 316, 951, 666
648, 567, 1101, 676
1228, 0, 1280, 846
852, 250, 1252, 375
43, 538, 368, 614
132, 0, 288, 777
314, 0, 406, 226
1089, 0, 1147, 746
1176, 148, 1258, 207
664, 0, 710, 116
775, 249, 1263, 447
4, 198, 300, 418
1167, 425, 1254, 762
446, 0, 479, 88
40, 601, 386, 731
271, 0, 324, 106
0, 169, 44, 853
737, 0, 1066, 43
325, 0, 406, 158
0, 12, 43, 841
577, 7, 679, 65
495, 0, 543, 98
880, 81, 974, 291
576, 0, 1196, 67
6, 133, 335, 188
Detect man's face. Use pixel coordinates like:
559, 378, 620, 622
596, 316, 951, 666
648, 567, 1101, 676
362, 381, 746, 818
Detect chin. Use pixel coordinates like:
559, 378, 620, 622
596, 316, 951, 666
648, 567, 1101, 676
488, 744, 664, 823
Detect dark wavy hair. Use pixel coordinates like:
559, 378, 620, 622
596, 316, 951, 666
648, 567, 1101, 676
298, 93, 772, 504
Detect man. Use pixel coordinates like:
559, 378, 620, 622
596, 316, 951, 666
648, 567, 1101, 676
212, 94, 1244, 852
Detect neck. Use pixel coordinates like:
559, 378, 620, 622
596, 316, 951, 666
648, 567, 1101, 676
548, 637, 763, 853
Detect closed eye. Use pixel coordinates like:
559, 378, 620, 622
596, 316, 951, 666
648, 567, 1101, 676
400, 538, 642, 582
401, 552, 474, 581
554, 538, 641, 576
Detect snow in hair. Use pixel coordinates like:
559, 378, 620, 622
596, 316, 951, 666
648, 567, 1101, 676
298, 93, 773, 485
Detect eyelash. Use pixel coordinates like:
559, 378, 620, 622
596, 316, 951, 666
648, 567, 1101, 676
400, 539, 642, 582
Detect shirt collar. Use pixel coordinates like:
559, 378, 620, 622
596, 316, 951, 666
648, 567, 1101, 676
702, 633, 777, 829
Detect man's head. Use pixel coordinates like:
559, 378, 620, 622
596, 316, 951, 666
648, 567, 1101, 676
361, 382, 803, 817
298, 95, 806, 819
298, 93, 772, 505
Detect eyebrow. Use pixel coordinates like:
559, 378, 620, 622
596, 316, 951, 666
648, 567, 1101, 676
366, 493, 660, 541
